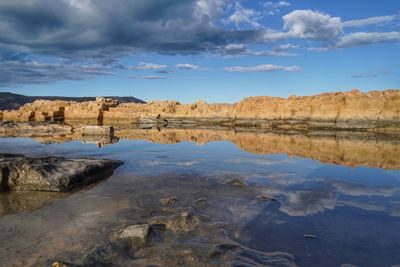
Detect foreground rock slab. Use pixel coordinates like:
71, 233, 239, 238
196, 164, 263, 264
0, 154, 123, 192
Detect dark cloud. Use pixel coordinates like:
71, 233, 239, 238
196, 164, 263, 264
0, 59, 112, 86
0, 0, 258, 57
0, 1, 399, 86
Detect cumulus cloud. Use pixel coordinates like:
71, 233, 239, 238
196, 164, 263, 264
175, 63, 200, 70
223, 64, 302, 72
0, 0, 254, 57
282, 10, 343, 40
195, 0, 228, 19
0, 1, 399, 86
342, 14, 398, 28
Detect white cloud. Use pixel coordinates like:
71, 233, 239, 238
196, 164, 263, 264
273, 43, 299, 51
283, 10, 343, 40
227, 2, 262, 28
175, 63, 200, 70
264, 1, 291, 15
264, 1, 291, 8
335, 31, 400, 48
342, 14, 398, 28
132, 75, 168, 79
129, 62, 167, 70
223, 64, 302, 72
224, 43, 246, 50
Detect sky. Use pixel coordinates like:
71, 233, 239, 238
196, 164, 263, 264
0, 0, 399, 103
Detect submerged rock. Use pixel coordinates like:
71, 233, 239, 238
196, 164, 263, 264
149, 209, 202, 233
209, 243, 296, 267
116, 224, 151, 244
228, 179, 248, 188
160, 196, 179, 205
256, 195, 278, 202
0, 154, 122, 192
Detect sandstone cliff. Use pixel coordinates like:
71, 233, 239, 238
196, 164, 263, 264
1, 90, 399, 132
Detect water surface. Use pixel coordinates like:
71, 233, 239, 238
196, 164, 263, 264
1, 128, 400, 267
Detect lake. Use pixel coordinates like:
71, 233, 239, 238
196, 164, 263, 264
1, 127, 400, 267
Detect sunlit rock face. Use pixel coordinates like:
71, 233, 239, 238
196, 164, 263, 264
1, 90, 399, 132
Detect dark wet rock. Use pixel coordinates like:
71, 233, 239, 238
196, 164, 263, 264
256, 195, 278, 202
85, 240, 133, 265
0, 154, 122, 192
228, 179, 248, 188
160, 196, 179, 205
208, 243, 296, 267
191, 197, 207, 204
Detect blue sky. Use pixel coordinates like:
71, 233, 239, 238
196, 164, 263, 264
0, 0, 399, 103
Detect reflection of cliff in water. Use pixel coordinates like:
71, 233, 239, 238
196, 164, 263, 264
7, 126, 400, 170
117, 127, 400, 170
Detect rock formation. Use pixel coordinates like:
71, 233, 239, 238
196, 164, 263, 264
0, 154, 123, 192
1, 90, 399, 132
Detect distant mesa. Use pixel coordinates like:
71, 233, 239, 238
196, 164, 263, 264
0, 92, 145, 110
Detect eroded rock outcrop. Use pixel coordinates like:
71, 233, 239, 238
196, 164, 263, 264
0, 154, 122, 191
1, 90, 399, 132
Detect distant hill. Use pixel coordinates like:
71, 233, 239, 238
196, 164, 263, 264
0, 92, 146, 110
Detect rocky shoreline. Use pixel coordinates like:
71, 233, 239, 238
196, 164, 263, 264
1, 89, 399, 132
1, 122, 399, 170
0, 153, 122, 192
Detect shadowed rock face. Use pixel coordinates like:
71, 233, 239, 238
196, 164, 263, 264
0, 154, 123, 192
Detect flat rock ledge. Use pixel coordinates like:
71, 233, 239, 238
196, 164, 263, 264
0, 154, 123, 192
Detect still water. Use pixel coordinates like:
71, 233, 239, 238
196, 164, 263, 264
1, 128, 400, 267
